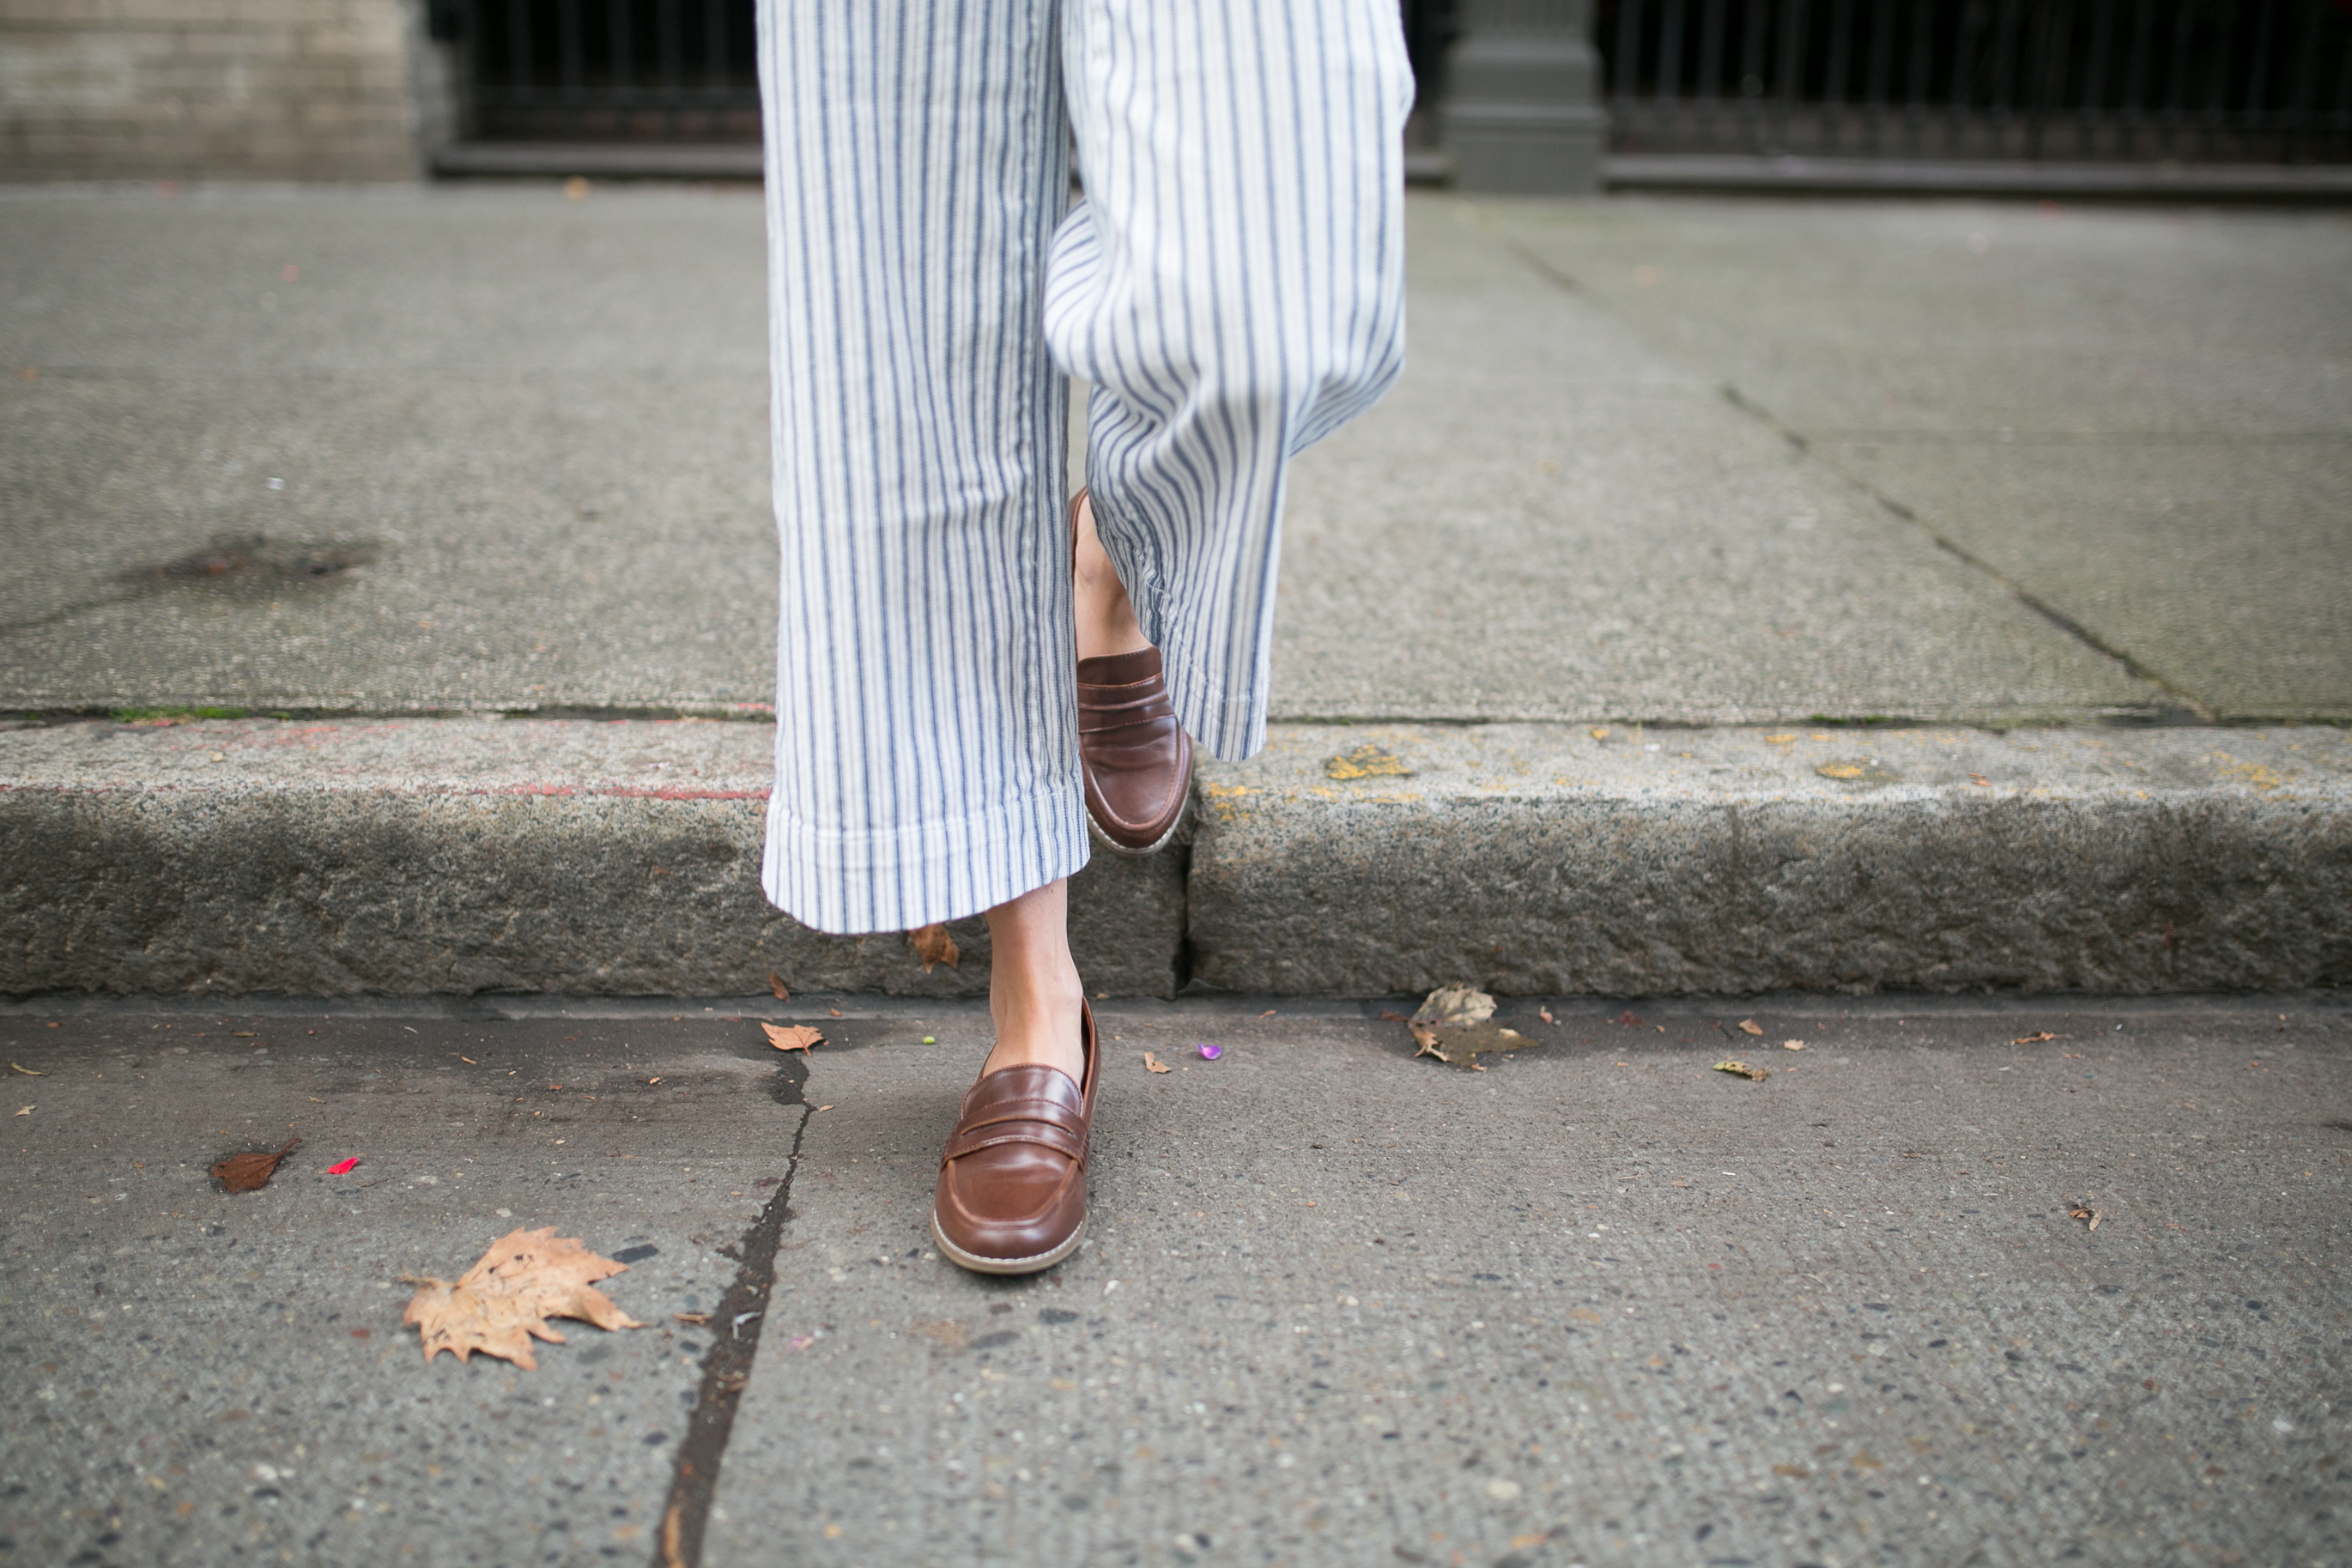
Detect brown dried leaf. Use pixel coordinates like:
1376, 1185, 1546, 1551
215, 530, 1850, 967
761, 1023, 822, 1054
213, 1137, 300, 1193
2014, 1031, 2058, 1044
909, 923, 960, 972
1411, 1020, 1530, 1068
768, 972, 790, 1001
1712, 1060, 1769, 1081
1737, 1019, 1765, 1036
1143, 1051, 1171, 1074
2069, 1204, 2104, 1232
401, 1227, 645, 1369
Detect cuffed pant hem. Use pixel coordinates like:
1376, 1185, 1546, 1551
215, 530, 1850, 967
761, 780, 1092, 936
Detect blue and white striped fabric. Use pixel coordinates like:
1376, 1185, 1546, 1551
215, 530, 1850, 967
755, 0, 1410, 935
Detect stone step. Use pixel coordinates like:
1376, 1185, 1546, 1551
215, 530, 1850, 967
4, 717, 2344, 999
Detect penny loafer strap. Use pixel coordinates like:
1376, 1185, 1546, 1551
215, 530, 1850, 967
942, 1106, 1088, 1166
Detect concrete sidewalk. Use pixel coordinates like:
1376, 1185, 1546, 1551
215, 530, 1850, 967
3, 184, 2348, 996
3, 991, 2347, 1566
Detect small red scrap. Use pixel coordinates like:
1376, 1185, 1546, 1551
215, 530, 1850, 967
326, 1157, 361, 1176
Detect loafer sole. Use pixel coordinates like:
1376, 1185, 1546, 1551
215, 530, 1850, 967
1085, 787, 1190, 857
930, 1211, 1088, 1276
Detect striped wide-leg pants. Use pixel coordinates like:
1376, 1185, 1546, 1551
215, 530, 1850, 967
755, 0, 1411, 935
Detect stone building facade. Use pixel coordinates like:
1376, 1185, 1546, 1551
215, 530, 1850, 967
0, 0, 448, 181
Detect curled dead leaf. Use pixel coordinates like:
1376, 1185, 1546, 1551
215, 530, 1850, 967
768, 972, 790, 1001
1783, 1039, 1807, 1050
2014, 1031, 2058, 1044
213, 1137, 300, 1193
761, 1022, 822, 1054
909, 923, 960, 972
1712, 1060, 1769, 1081
1412, 985, 1494, 1028
1143, 1051, 1171, 1074
1737, 1019, 1764, 1036
2069, 1204, 2104, 1232
401, 1227, 645, 1368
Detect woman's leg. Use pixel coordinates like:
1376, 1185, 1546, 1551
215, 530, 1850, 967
1049, 0, 1415, 760
978, 877, 1087, 1083
1072, 493, 1149, 663
755, 0, 1083, 938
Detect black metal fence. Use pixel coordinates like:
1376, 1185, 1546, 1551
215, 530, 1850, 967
1599, 0, 2352, 161
433, 0, 761, 142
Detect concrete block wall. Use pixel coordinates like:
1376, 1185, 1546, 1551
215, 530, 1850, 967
0, 0, 424, 180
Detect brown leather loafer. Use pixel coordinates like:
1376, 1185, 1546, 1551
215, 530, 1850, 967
1077, 645, 1193, 855
931, 1003, 1098, 1275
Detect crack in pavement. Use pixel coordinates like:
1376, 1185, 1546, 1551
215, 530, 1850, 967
653, 1058, 812, 1568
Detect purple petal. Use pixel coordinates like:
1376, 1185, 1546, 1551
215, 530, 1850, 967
1197, 1043, 1222, 1060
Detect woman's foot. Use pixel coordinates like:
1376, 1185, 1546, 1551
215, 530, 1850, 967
1071, 492, 1194, 855
933, 878, 1095, 1275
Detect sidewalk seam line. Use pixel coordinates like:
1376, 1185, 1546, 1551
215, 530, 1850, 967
1714, 383, 2222, 723
1467, 194, 2220, 724
652, 1093, 811, 1568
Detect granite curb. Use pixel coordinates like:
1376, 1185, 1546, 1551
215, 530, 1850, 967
3, 717, 2345, 999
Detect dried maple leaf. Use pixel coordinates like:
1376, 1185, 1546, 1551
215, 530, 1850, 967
213, 1137, 300, 1193
768, 972, 791, 1001
401, 1227, 645, 1368
1143, 1051, 1171, 1074
761, 1023, 822, 1053
909, 923, 960, 972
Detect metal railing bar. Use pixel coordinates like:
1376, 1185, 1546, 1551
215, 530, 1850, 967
1698, 0, 1729, 136
1740, 0, 1769, 148
658, 0, 682, 135
1864, 0, 1895, 153
610, 0, 635, 101
1658, 0, 1691, 143
2205, 0, 2236, 156
2081, 0, 2115, 157
1945, 2, 1973, 153
561, 0, 586, 109
2162, 0, 2193, 152
1990, 0, 2020, 141
1774, 0, 1809, 150
506, 0, 532, 105
1615, 0, 1646, 125
2244, 0, 2274, 134
1906, 0, 1932, 154
1822, 0, 1855, 148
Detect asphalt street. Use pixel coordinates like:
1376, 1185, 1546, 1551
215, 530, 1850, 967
2, 991, 2344, 1567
